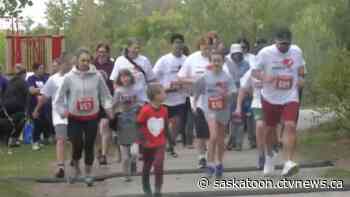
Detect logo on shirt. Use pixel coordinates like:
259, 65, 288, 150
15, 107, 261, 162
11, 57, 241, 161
147, 117, 164, 137
282, 58, 294, 68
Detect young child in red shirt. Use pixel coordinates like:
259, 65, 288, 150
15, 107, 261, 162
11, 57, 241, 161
137, 83, 168, 197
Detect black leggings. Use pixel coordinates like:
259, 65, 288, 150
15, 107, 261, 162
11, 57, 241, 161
68, 118, 98, 165
32, 116, 52, 143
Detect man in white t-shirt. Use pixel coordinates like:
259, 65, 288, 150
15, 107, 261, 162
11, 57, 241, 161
109, 38, 156, 102
253, 28, 306, 176
32, 53, 72, 178
153, 33, 187, 158
177, 36, 211, 169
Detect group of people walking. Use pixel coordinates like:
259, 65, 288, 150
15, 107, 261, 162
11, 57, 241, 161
0, 26, 306, 197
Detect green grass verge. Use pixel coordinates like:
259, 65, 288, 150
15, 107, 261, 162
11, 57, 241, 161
299, 122, 350, 180
0, 144, 55, 177
0, 180, 33, 197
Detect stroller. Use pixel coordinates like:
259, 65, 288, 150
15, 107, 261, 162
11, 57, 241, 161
0, 104, 26, 149
0, 105, 16, 144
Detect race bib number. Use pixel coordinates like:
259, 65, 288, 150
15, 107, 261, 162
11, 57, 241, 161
275, 75, 293, 90
76, 97, 94, 112
208, 96, 225, 110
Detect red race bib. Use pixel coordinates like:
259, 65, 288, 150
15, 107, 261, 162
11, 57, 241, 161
275, 75, 293, 90
76, 97, 94, 112
208, 96, 225, 110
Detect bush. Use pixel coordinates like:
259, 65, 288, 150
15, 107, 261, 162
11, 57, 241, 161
317, 48, 350, 133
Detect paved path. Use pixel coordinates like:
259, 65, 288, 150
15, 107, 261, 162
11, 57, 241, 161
103, 109, 346, 196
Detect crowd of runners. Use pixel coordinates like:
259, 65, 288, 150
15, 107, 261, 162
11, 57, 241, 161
0, 27, 306, 196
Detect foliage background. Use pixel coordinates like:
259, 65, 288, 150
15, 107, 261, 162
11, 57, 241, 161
1, 0, 349, 132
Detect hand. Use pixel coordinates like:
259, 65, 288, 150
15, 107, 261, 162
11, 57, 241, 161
63, 111, 69, 118
234, 108, 242, 117
32, 110, 40, 119
297, 78, 305, 89
263, 74, 275, 83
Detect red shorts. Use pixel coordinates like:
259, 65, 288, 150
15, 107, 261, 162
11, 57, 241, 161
261, 98, 299, 127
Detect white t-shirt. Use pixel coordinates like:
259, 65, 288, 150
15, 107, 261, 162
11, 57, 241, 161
177, 51, 210, 109
240, 68, 262, 108
254, 44, 306, 105
109, 55, 156, 102
41, 72, 68, 125
244, 53, 256, 67
153, 53, 187, 106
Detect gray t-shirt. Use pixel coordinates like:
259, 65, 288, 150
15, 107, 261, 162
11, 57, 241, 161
113, 85, 143, 113
194, 70, 237, 125
113, 85, 143, 145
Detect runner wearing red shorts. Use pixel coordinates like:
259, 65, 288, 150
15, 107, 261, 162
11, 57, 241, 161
253, 27, 306, 176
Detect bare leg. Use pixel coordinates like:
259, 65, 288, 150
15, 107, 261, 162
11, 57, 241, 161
283, 121, 297, 161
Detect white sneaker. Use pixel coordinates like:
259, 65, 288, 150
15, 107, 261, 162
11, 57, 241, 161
263, 155, 275, 175
32, 143, 41, 151
281, 160, 299, 176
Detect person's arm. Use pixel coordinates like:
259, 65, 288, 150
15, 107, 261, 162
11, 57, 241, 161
251, 51, 275, 83
98, 73, 113, 119
110, 58, 120, 90
27, 77, 41, 95
177, 58, 195, 85
192, 76, 205, 111
53, 77, 70, 118
144, 57, 157, 83
32, 95, 49, 119
297, 65, 305, 90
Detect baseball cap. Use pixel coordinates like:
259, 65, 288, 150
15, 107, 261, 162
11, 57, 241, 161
230, 43, 243, 54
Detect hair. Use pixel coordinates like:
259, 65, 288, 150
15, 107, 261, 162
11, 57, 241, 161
207, 31, 219, 45
75, 48, 91, 59
275, 27, 292, 41
96, 42, 110, 53
207, 31, 218, 39
32, 62, 44, 71
55, 51, 73, 65
236, 37, 250, 51
170, 33, 184, 44
196, 35, 211, 50
123, 37, 141, 57
147, 83, 163, 101
126, 37, 141, 47
183, 45, 190, 56
115, 69, 135, 87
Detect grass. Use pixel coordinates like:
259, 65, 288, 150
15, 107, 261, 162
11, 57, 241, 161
0, 144, 57, 197
298, 122, 350, 180
0, 144, 56, 177
0, 180, 33, 197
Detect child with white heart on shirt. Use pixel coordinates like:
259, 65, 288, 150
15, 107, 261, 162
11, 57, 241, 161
137, 83, 168, 197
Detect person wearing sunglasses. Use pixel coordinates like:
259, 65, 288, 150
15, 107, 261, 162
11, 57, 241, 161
252, 27, 306, 176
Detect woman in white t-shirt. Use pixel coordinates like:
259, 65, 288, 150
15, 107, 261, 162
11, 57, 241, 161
153, 33, 187, 158
110, 38, 156, 102
177, 36, 211, 169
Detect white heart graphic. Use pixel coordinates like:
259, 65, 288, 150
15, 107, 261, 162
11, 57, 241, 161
147, 117, 164, 137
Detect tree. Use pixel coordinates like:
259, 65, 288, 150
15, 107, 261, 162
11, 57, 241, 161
45, 0, 69, 34
22, 16, 34, 33
0, 31, 5, 67
0, 0, 33, 17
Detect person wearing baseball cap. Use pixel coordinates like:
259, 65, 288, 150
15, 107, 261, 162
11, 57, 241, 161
223, 43, 255, 151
